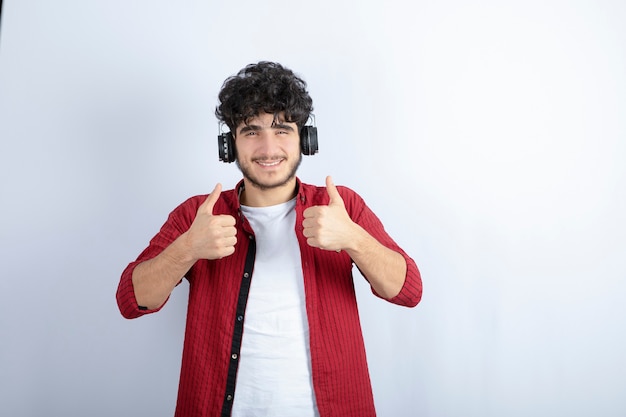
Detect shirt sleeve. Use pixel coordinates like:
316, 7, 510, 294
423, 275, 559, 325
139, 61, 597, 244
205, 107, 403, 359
116, 197, 201, 319
340, 186, 423, 308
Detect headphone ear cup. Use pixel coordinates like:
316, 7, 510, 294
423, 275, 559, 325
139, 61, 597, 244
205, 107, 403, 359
300, 126, 318, 156
218, 132, 235, 163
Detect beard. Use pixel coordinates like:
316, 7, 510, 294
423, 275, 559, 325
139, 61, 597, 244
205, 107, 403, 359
236, 153, 302, 191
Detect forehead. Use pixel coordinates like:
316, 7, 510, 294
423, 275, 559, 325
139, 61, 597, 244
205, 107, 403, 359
236, 112, 296, 130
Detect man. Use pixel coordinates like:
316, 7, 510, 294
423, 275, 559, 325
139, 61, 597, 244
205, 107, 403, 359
117, 61, 422, 417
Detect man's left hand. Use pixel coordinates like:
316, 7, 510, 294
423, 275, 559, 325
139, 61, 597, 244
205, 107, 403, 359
303, 176, 357, 251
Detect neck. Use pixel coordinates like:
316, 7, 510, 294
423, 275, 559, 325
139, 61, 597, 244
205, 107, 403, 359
240, 177, 298, 207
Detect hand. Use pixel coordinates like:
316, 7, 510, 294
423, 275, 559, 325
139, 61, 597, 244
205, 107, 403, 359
303, 176, 357, 251
185, 183, 237, 260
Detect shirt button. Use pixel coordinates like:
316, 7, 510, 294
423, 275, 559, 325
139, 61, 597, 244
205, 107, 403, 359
243, 272, 249, 278
226, 394, 233, 401
231, 353, 238, 360
237, 315, 243, 321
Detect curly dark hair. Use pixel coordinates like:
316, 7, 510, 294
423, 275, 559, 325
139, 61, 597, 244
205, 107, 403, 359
215, 61, 314, 133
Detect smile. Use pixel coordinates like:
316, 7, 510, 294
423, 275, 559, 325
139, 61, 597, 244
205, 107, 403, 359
255, 159, 284, 167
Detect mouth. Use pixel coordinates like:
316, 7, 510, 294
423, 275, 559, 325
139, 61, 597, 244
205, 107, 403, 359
254, 158, 284, 167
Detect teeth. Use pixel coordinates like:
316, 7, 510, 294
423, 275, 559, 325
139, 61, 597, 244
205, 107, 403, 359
257, 160, 281, 167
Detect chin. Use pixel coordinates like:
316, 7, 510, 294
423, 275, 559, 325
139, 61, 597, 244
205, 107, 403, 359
247, 175, 295, 191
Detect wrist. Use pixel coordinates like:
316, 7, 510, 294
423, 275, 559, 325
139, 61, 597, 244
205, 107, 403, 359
168, 232, 198, 266
344, 223, 370, 254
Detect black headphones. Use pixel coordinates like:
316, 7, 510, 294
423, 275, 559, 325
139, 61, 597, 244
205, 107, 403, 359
218, 123, 318, 163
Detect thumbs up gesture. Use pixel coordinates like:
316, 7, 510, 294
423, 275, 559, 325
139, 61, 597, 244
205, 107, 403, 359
303, 176, 356, 251
185, 183, 237, 260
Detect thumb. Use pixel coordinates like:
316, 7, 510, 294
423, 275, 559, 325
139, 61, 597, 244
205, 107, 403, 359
201, 183, 222, 214
325, 176, 343, 206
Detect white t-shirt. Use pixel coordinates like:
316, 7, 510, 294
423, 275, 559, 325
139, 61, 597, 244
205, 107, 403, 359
232, 198, 319, 417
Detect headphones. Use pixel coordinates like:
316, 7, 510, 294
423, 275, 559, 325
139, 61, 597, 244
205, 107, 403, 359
218, 120, 318, 163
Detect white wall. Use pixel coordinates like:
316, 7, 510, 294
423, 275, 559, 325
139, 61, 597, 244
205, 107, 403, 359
1, 1, 625, 416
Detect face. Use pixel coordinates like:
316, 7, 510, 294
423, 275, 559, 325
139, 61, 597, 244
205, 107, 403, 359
234, 112, 302, 192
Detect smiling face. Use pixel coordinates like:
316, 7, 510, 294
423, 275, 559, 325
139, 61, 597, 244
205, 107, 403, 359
234, 112, 302, 205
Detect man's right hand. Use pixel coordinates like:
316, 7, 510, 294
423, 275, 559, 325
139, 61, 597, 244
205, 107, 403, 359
184, 183, 237, 260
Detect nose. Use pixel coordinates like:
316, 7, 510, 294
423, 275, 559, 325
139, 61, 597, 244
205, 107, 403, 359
256, 131, 282, 154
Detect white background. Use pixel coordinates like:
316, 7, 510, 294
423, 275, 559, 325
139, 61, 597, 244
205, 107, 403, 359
1, 1, 625, 416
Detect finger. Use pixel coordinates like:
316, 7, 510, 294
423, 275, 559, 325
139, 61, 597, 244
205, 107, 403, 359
302, 219, 319, 236
222, 235, 237, 247
325, 176, 344, 206
303, 206, 317, 219
306, 237, 319, 248
215, 214, 236, 227
200, 183, 222, 213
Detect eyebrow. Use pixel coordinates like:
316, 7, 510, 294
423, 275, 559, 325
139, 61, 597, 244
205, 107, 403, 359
238, 123, 296, 134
